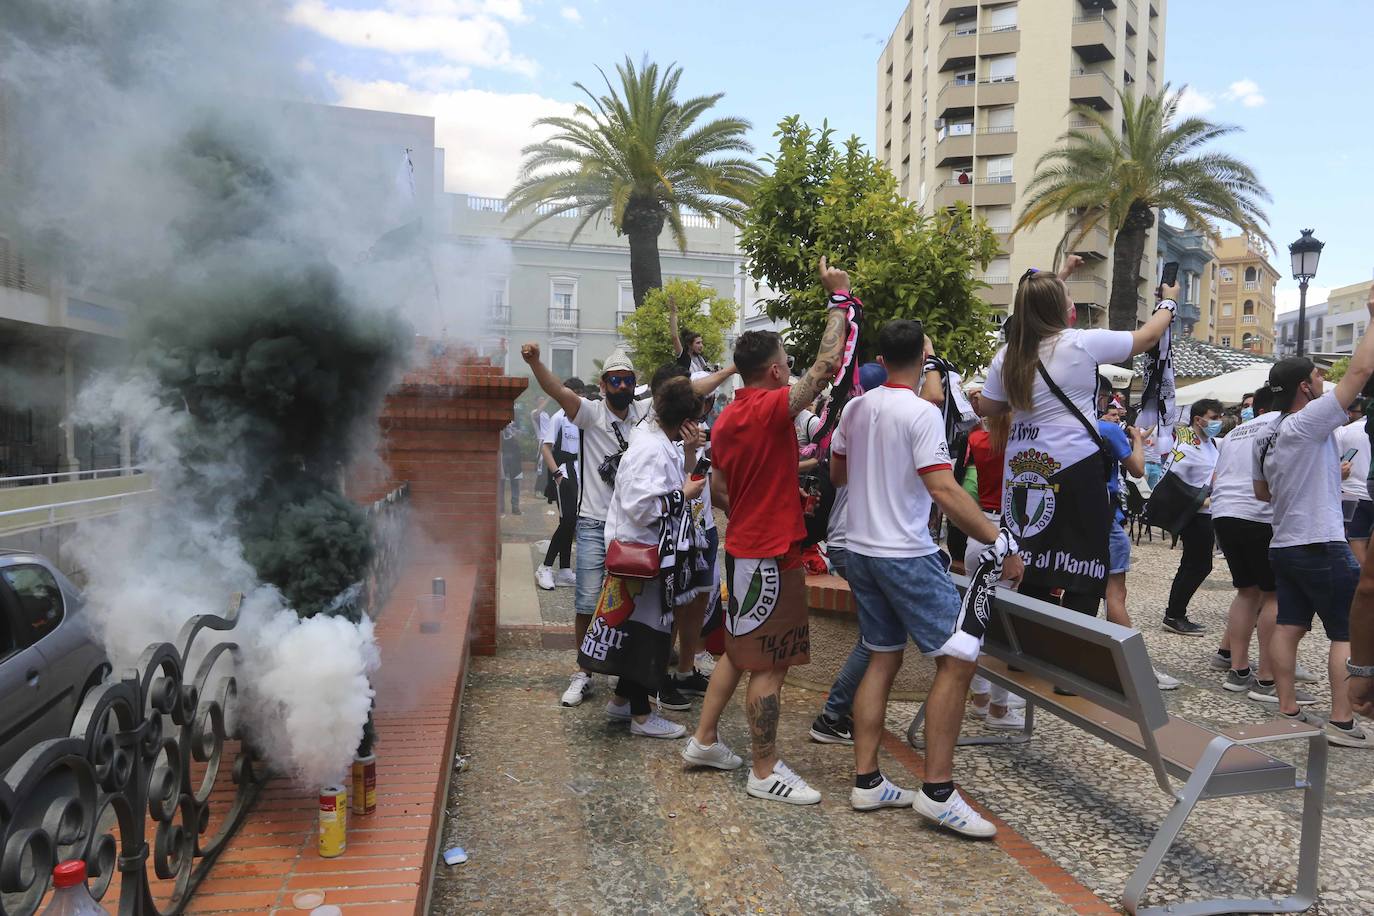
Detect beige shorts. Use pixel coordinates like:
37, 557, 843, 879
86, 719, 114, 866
723, 548, 810, 671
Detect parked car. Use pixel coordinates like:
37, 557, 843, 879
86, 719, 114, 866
0, 550, 109, 774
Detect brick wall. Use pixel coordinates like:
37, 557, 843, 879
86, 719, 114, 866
355, 341, 526, 656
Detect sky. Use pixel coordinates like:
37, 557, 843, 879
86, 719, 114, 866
288, 0, 1374, 313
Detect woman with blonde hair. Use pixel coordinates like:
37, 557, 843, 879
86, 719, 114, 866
979, 260, 1177, 614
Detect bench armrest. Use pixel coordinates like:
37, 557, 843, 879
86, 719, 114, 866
1219, 720, 1323, 745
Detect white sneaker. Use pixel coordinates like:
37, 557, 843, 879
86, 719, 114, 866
912, 788, 997, 839
680, 737, 743, 770
631, 714, 686, 739
850, 777, 915, 811
555, 568, 576, 587
746, 760, 821, 806
986, 708, 1026, 730
1295, 663, 1319, 684
1004, 693, 1026, 710
560, 672, 592, 707
967, 701, 990, 721
1154, 669, 1181, 691
694, 651, 717, 676
605, 699, 632, 721
535, 565, 556, 590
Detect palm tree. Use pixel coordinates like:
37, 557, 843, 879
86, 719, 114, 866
1016, 84, 1270, 332
507, 56, 763, 307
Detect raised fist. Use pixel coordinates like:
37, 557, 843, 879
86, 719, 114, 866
520, 343, 541, 364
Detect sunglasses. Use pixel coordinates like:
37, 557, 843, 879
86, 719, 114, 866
603, 374, 636, 389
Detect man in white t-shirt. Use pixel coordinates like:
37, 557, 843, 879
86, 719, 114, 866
831, 320, 1023, 838
1159, 399, 1223, 636
1255, 339, 1374, 747
1337, 408, 1372, 564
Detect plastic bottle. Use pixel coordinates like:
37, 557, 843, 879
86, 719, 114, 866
42, 860, 109, 915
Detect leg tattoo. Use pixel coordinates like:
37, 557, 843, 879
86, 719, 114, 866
747, 692, 781, 761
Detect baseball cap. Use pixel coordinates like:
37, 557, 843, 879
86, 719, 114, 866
1266, 357, 1315, 402
858, 362, 888, 392
601, 348, 635, 377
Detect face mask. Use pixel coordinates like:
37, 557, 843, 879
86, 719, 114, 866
606, 389, 634, 409
1240, 407, 1254, 422
1203, 420, 1223, 439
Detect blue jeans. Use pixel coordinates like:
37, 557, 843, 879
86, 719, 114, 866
575, 517, 607, 618
1270, 542, 1357, 641
847, 551, 962, 654
821, 547, 870, 720
1145, 461, 1164, 489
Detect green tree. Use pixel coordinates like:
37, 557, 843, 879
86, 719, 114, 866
741, 117, 1000, 372
1327, 356, 1351, 383
618, 278, 738, 374
507, 56, 764, 307
1017, 85, 1270, 333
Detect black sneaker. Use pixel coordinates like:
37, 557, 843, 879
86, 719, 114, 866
671, 669, 710, 697
1162, 616, 1205, 637
656, 683, 692, 711
808, 714, 854, 745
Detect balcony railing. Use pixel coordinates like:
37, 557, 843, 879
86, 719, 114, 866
486, 303, 511, 325
1244, 280, 1259, 290
615, 309, 635, 329
1242, 314, 1258, 325
549, 306, 580, 330
982, 23, 1018, 34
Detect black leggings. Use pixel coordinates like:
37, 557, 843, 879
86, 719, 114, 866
1021, 582, 1102, 617
614, 677, 652, 716
544, 474, 578, 568
498, 470, 519, 512
1166, 512, 1214, 619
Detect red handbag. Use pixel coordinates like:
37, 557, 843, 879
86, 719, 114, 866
606, 540, 660, 579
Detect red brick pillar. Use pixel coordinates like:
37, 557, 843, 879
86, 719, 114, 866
364, 343, 526, 656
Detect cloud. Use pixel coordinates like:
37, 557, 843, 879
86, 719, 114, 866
1223, 79, 1265, 108
404, 62, 473, 89
560, 6, 581, 22
1276, 286, 1332, 315
289, 0, 536, 75
1174, 86, 1216, 117
329, 76, 574, 197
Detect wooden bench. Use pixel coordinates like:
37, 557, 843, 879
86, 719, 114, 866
906, 577, 1327, 916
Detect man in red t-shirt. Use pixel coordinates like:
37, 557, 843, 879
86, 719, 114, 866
680, 257, 852, 806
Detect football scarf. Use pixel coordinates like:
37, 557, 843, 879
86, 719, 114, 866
800, 292, 863, 460
938, 527, 1017, 662
925, 355, 979, 446
1137, 300, 1178, 457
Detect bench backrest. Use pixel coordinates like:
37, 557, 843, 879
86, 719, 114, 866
955, 575, 1169, 734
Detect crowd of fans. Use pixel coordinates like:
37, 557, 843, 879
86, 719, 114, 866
504, 259, 1374, 840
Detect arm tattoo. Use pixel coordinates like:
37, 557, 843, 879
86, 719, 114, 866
746, 692, 781, 761
789, 309, 847, 415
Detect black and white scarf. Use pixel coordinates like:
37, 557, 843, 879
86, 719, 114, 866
800, 292, 864, 460
925, 355, 979, 446
1137, 300, 1178, 457
939, 527, 1017, 662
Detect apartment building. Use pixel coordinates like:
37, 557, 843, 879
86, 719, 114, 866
1275, 301, 1326, 359
1212, 234, 1279, 354
1313, 279, 1374, 357
447, 193, 749, 380
877, 0, 1166, 326
1155, 220, 1217, 341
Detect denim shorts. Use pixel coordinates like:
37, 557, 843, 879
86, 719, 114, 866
846, 551, 961, 655
1269, 542, 1356, 641
1345, 499, 1374, 541
575, 517, 607, 617
1108, 521, 1131, 575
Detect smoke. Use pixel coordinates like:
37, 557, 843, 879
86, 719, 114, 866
0, 1, 435, 785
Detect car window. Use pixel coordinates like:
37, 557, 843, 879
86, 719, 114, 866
0, 565, 64, 643
0, 606, 14, 663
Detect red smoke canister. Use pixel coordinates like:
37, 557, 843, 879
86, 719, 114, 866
318, 785, 347, 857
351, 755, 377, 815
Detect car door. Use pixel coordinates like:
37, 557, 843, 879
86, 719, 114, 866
0, 580, 57, 774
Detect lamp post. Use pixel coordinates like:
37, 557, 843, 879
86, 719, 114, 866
1289, 228, 1324, 357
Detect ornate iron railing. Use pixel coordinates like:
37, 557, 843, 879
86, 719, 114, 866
0, 482, 411, 914
0, 597, 261, 915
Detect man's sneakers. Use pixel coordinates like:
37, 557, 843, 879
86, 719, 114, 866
1325, 720, 1371, 748
850, 777, 915, 811
656, 683, 692, 712
809, 713, 855, 745
1248, 681, 1318, 705
1209, 651, 1232, 672
560, 671, 592, 707
680, 737, 744, 770
1154, 669, 1181, 691
694, 651, 717, 676
555, 567, 577, 588
535, 564, 556, 591
1223, 669, 1256, 693
668, 669, 711, 697
605, 698, 633, 721
912, 788, 997, 839
1295, 663, 1319, 684
631, 714, 686, 739
985, 708, 1026, 730
746, 760, 821, 806
1162, 615, 1205, 637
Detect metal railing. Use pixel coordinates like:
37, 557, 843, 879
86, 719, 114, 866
485, 304, 511, 325
0, 466, 144, 489
980, 124, 1015, 134
0, 489, 155, 527
1073, 10, 1115, 27
361, 483, 410, 619
984, 275, 1010, 284
982, 24, 1018, 34
549, 306, 580, 330
0, 236, 46, 295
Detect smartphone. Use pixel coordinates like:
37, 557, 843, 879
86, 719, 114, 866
1158, 261, 1179, 299
1342, 448, 1359, 462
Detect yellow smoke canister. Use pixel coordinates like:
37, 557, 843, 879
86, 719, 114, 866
351, 755, 377, 816
318, 784, 347, 857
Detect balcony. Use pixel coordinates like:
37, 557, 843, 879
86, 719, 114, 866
1072, 12, 1116, 63
976, 125, 1017, 156
1244, 280, 1259, 291
1066, 275, 1109, 306
1242, 314, 1258, 325
937, 27, 977, 72
937, 77, 1019, 116
933, 124, 1015, 164
935, 129, 974, 164
934, 177, 1016, 209
1069, 69, 1116, 110
979, 24, 1021, 56
1070, 223, 1111, 259
981, 280, 1013, 308
485, 303, 511, 325
549, 306, 579, 330
991, 231, 1015, 255
937, 0, 977, 24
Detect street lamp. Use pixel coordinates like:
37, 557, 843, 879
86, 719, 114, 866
1289, 228, 1324, 357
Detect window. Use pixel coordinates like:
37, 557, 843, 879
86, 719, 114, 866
1242, 333, 1254, 350
947, 120, 973, 137
1219, 267, 1234, 282
551, 348, 575, 379
618, 280, 634, 311
1185, 272, 1199, 305
1243, 299, 1254, 315
984, 156, 1013, 182
986, 3, 1017, 30
1244, 266, 1257, 283
985, 54, 1016, 83
0, 565, 64, 645
985, 257, 1010, 283
485, 276, 509, 322
1221, 336, 1231, 348
551, 280, 576, 315
983, 206, 1012, 233
985, 106, 1014, 132
954, 68, 975, 86
1221, 303, 1233, 317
